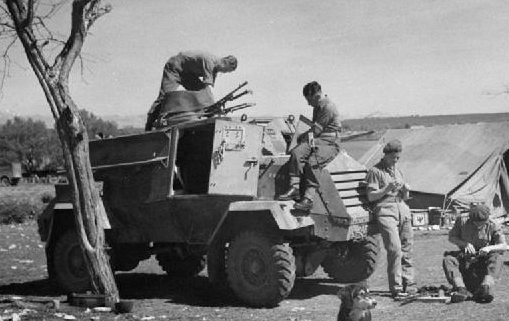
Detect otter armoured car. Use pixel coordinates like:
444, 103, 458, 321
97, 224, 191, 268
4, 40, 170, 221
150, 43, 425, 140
38, 115, 379, 307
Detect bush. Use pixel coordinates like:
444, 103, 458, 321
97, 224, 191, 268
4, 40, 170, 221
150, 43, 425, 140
41, 192, 54, 204
0, 199, 44, 224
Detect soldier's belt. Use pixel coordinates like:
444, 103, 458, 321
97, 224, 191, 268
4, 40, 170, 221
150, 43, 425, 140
379, 196, 404, 203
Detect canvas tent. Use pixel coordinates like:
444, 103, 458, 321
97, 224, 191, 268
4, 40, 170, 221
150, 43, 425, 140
359, 122, 509, 219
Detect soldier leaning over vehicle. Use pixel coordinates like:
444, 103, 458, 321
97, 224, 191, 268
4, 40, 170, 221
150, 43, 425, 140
146, 50, 238, 130
443, 204, 509, 303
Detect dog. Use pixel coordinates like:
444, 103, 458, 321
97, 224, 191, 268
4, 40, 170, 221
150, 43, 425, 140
337, 283, 377, 321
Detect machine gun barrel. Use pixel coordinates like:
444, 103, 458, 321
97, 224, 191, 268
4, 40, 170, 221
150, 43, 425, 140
223, 103, 256, 114
204, 81, 253, 116
230, 89, 252, 101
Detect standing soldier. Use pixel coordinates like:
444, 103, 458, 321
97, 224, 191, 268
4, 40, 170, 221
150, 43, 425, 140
146, 50, 238, 131
443, 204, 508, 303
278, 81, 341, 211
365, 140, 417, 297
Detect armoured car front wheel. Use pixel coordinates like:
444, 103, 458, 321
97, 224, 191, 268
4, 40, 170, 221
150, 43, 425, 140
226, 230, 295, 308
52, 230, 91, 293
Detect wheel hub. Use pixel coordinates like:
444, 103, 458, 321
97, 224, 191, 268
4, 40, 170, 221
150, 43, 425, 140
334, 243, 350, 260
242, 249, 268, 287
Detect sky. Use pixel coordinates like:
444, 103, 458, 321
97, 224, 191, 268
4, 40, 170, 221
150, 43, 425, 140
1, 0, 509, 124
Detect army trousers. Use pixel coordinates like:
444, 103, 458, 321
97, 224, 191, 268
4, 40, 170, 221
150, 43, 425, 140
375, 201, 415, 293
443, 251, 503, 294
288, 136, 340, 199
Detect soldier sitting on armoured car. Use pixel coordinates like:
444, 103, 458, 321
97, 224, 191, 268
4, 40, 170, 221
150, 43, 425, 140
278, 81, 341, 211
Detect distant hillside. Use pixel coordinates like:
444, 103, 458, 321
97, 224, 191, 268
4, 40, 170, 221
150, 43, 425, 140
342, 112, 509, 132
3, 110, 509, 132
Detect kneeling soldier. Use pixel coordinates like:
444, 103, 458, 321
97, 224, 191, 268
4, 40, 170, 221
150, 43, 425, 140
443, 204, 508, 303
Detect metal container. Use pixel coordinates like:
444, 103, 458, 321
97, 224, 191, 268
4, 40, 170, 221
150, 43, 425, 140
69, 293, 114, 308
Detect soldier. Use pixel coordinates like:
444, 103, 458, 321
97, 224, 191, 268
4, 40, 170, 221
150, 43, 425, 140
365, 140, 417, 297
278, 81, 341, 211
146, 50, 237, 131
443, 204, 508, 303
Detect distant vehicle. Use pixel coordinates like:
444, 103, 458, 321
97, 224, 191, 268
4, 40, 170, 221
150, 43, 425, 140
0, 162, 22, 186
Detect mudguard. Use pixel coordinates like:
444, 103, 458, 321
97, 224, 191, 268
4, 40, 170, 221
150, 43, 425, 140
227, 200, 315, 230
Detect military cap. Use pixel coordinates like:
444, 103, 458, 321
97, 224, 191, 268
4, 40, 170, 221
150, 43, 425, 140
383, 139, 402, 154
469, 204, 490, 222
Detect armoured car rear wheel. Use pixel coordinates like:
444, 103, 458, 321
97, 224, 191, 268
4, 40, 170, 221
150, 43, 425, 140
156, 252, 205, 278
321, 235, 380, 283
52, 230, 91, 293
226, 230, 295, 307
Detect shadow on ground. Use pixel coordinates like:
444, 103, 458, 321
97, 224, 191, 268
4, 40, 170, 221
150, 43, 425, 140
0, 274, 341, 307
289, 278, 340, 300
0, 279, 60, 297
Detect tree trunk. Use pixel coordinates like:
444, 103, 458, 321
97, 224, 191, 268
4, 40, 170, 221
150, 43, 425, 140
54, 88, 119, 302
4, 0, 119, 303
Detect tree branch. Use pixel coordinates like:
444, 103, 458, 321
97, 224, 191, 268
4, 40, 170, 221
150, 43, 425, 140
40, 0, 68, 19
0, 35, 17, 100
55, 0, 109, 85
84, 0, 111, 31
27, 0, 35, 26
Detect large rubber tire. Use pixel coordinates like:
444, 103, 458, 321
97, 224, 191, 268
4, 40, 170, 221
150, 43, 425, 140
52, 230, 91, 293
207, 237, 228, 287
1, 177, 10, 187
156, 252, 205, 278
321, 235, 380, 283
226, 230, 295, 308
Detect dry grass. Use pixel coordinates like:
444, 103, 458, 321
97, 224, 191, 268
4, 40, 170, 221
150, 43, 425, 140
0, 183, 54, 224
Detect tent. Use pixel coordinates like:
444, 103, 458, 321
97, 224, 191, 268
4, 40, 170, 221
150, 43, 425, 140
359, 122, 509, 219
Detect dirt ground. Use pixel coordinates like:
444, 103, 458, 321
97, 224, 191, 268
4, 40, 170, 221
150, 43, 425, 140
1, 220, 508, 321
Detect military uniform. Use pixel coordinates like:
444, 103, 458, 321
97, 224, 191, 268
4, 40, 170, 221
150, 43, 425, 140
288, 96, 341, 200
146, 51, 220, 130
366, 160, 415, 294
443, 214, 505, 296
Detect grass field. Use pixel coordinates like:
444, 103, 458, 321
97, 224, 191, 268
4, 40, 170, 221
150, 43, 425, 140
0, 183, 54, 224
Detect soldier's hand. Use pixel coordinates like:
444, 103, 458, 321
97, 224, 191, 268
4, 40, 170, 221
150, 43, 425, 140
386, 181, 398, 193
479, 246, 491, 255
464, 243, 476, 255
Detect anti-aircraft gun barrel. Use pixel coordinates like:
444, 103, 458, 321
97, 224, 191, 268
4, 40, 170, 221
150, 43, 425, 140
204, 81, 253, 116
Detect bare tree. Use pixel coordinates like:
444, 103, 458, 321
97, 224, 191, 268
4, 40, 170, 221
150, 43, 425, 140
1, 0, 119, 302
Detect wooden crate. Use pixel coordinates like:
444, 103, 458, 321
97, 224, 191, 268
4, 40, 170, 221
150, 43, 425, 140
411, 211, 428, 226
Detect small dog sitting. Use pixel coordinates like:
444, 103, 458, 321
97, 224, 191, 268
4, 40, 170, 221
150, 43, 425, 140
337, 283, 377, 321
